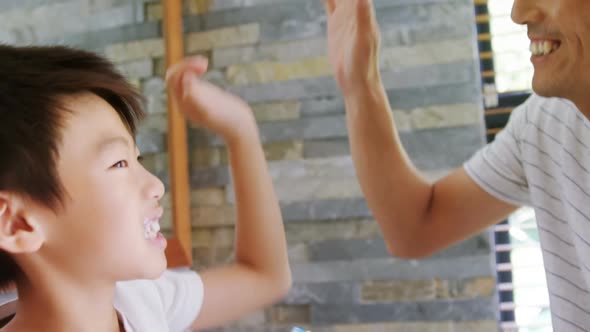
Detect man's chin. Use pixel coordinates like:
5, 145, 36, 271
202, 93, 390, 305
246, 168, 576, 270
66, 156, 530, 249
532, 75, 563, 99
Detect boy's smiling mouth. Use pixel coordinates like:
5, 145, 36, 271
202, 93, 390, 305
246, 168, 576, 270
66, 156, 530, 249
144, 217, 161, 240
144, 209, 167, 249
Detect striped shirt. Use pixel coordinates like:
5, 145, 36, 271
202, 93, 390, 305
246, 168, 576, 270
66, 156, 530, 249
465, 94, 590, 331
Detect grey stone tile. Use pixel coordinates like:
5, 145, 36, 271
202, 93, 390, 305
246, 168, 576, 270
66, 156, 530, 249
311, 297, 496, 324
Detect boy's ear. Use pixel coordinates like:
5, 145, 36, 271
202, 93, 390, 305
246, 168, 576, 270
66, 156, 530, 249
0, 193, 45, 254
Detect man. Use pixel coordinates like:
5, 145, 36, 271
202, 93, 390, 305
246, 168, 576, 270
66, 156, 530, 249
324, 0, 590, 329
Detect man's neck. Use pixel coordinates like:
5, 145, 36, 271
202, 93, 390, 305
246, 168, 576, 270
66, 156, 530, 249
4, 277, 120, 332
565, 92, 590, 120
576, 99, 590, 121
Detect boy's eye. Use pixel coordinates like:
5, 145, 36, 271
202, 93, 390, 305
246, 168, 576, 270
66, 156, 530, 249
137, 155, 144, 162
112, 160, 128, 168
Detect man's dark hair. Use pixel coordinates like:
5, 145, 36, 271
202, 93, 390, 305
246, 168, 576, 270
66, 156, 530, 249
0, 44, 145, 290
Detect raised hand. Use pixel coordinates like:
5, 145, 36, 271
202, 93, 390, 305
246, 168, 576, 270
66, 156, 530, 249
165, 56, 256, 143
323, 0, 382, 94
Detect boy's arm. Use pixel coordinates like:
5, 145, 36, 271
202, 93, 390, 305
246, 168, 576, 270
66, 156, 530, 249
165, 58, 291, 330
192, 130, 291, 329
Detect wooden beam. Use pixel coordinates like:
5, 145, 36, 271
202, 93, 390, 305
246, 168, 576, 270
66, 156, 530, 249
485, 107, 513, 116
162, 0, 193, 267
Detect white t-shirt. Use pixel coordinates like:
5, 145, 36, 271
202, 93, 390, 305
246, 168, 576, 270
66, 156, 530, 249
0, 269, 204, 332
465, 94, 590, 330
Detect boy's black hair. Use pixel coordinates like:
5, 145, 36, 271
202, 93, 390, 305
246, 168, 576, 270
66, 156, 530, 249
0, 44, 145, 290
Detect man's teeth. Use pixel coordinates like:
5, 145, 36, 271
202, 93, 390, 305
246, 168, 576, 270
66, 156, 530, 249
530, 40, 559, 56
144, 219, 161, 240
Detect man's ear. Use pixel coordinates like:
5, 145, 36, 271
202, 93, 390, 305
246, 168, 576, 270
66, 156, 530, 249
0, 193, 45, 254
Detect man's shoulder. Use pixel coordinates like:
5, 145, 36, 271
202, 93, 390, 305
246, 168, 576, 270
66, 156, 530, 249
520, 94, 579, 123
500, 94, 583, 141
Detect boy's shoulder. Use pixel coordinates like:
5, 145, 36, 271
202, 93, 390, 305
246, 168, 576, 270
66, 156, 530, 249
114, 269, 204, 332
0, 270, 204, 332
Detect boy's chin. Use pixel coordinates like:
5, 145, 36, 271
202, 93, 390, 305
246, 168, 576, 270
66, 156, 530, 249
141, 255, 168, 279
120, 254, 168, 281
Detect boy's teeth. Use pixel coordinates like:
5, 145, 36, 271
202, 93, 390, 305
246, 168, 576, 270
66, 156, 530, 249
151, 222, 160, 233
530, 40, 559, 56
144, 219, 160, 240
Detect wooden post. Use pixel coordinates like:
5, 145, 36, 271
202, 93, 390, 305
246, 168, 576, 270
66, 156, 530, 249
162, 0, 192, 267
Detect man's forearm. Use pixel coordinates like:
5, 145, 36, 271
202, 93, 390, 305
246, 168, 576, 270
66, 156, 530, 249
344, 81, 434, 257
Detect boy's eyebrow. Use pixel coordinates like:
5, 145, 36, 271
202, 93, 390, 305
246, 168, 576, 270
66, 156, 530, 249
95, 136, 131, 153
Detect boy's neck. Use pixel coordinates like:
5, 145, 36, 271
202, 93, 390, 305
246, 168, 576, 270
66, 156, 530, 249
6, 276, 121, 332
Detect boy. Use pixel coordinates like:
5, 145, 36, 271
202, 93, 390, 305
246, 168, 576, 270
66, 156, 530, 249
0, 45, 291, 331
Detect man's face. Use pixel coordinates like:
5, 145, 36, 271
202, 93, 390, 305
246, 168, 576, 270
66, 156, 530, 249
512, 0, 590, 103
42, 93, 167, 282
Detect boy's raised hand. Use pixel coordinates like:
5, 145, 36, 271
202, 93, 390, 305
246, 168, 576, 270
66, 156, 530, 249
165, 56, 256, 142
164, 56, 290, 330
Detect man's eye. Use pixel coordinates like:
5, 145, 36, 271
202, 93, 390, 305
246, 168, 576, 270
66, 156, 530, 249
112, 160, 128, 168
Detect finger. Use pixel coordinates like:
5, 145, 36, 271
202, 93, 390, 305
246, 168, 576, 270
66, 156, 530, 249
182, 77, 233, 125
356, 0, 375, 31
165, 56, 208, 80
180, 65, 218, 103
166, 57, 209, 97
180, 75, 219, 122
182, 72, 193, 100
165, 56, 208, 87
174, 69, 203, 104
166, 58, 207, 89
323, 0, 336, 15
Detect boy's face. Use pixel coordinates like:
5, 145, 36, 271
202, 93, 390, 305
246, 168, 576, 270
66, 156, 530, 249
43, 93, 167, 281
512, 0, 590, 100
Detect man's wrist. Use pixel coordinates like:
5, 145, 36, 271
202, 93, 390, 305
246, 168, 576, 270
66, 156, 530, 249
343, 77, 388, 110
